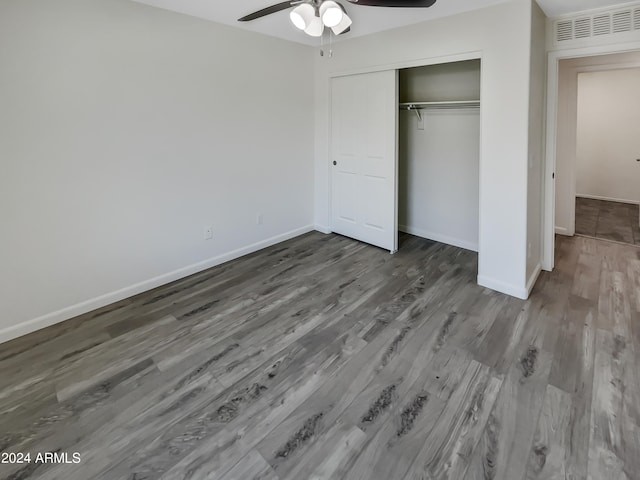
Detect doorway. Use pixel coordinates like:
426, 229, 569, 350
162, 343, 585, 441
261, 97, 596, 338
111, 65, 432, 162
544, 48, 640, 269
573, 67, 640, 246
397, 60, 481, 253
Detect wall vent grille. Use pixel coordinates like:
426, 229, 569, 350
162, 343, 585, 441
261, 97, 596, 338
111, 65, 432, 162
613, 11, 632, 32
574, 18, 591, 38
593, 14, 612, 35
554, 5, 640, 43
556, 19, 574, 41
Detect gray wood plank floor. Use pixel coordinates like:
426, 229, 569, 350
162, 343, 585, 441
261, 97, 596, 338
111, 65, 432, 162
1, 232, 639, 480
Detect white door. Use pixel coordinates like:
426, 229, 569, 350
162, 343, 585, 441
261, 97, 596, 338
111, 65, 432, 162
330, 70, 398, 252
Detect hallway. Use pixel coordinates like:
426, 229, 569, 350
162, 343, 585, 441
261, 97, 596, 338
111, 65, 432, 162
575, 197, 640, 246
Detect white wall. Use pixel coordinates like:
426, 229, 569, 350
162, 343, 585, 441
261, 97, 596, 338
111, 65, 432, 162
315, 0, 536, 298
399, 110, 480, 251
399, 61, 482, 103
0, 0, 315, 342
398, 62, 480, 252
576, 68, 640, 204
525, 1, 546, 289
555, 51, 640, 235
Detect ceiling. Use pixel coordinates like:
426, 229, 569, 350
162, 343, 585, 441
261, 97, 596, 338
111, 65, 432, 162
130, 0, 634, 46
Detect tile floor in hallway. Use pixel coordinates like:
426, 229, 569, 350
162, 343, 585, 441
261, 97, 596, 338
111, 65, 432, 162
575, 196, 640, 246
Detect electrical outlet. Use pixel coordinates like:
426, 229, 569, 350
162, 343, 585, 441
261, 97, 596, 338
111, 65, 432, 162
204, 226, 213, 240
257, 213, 263, 225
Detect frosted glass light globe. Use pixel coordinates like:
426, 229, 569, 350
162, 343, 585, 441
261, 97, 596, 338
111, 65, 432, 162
320, 1, 343, 28
290, 4, 315, 30
305, 16, 324, 37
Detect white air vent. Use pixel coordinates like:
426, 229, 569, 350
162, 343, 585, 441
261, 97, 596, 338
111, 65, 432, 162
593, 14, 611, 35
554, 4, 640, 43
613, 11, 632, 32
556, 19, 573, 41
574, 18, 591, 38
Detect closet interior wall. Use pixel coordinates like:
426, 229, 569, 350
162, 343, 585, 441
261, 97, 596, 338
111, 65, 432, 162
398, 60, 481, 252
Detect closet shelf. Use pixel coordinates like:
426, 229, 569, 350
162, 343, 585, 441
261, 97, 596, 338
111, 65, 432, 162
399, 100, 481, 110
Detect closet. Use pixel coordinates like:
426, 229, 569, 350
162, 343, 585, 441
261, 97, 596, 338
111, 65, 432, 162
398, 60, 481, 252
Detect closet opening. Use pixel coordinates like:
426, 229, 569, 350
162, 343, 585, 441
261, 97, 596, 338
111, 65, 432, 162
397, 59, 481, 256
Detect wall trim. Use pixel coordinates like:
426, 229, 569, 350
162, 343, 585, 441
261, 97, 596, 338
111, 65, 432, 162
576, 193, 640, 205
399, 225, 478, 252
0, 225, 314, 345
555, 226, 570, 235
477, 275, 528, 300
314, 224, 332, 234
526, 263, 542, 296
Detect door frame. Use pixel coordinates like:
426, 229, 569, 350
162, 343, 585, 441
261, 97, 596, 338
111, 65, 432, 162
557, 60, 640, 236
543, 41, 640, 271
327, 51, 483, 254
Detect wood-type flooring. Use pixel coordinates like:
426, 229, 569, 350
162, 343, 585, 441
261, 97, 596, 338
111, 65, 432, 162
1, 232, 639, 479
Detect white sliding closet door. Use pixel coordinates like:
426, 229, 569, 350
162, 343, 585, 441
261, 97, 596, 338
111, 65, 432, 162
330, 70, 398, 252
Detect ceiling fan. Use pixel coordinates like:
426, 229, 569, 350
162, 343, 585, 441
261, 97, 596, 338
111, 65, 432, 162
238, 0, 437, 38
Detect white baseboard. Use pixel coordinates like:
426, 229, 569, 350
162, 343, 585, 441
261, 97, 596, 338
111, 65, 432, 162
555, 226, 571, 236
314, 224, 332, 234
526, 263, 542, 297
576, 193, 639, 205
0, 225, 315, 345
399, 225, 478, 252
477, 275, 528, 300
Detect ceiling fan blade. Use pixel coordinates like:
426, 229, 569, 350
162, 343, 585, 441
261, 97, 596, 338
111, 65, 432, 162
238, 1, 295, 22
346, 0, 436, 7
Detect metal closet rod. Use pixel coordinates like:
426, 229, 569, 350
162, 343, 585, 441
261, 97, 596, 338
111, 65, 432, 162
399, 100, 481, 120
399, 100, 481, 109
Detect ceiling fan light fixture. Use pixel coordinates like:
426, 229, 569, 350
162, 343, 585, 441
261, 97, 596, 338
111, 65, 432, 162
331, 12, 352, 34
304, 15, 324, 37
320, 1, 343, 28
290, 3, 315, 30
